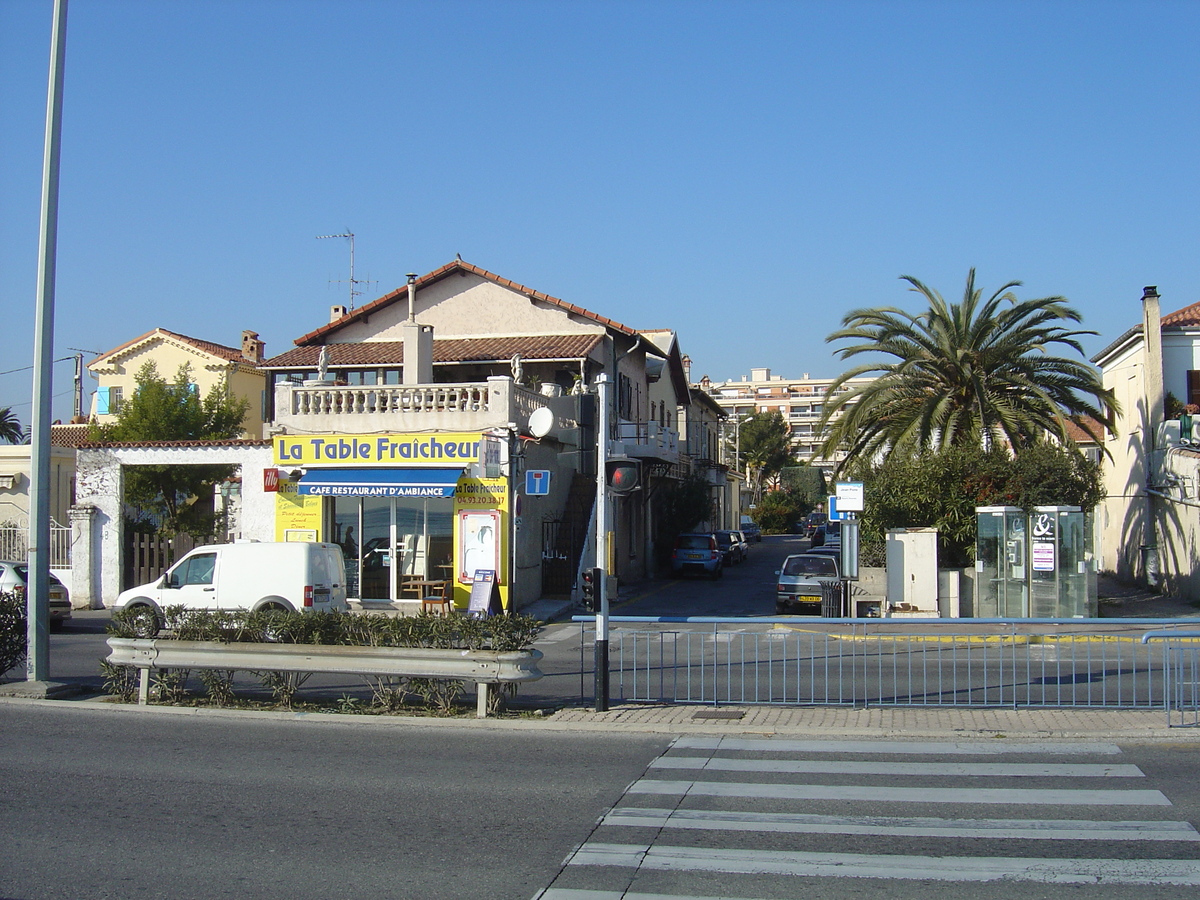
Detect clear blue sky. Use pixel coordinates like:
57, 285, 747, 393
2, 0, 1198, 424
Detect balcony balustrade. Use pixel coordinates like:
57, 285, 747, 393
273, 376, 574, 436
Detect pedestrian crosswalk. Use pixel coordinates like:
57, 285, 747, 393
533, 736, 1200, 899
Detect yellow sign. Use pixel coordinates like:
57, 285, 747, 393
275, 481, 323, 541
453, 477, 510, 611
274, 432, 482, 467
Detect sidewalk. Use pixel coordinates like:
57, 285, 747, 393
544, 702, 1200, 740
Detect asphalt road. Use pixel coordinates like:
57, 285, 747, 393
0, 704, 670, 900
3, 703, 1200, 900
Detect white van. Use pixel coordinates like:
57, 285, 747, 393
112, 542, 348, 625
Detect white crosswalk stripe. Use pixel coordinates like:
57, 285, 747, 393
533, 736, 1200, 899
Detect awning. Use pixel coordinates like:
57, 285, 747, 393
297, 468, 463, 498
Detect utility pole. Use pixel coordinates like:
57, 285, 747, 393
593, 374, 610, 711
68, 347, 98, 420
27, 0, 68, 686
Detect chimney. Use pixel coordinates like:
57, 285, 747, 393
1141, 285, 1163, 587
241, 330, 264, 364
330, 305, 348, 323
682, 354, 692, 383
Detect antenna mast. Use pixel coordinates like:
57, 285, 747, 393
316, 230, 374, 310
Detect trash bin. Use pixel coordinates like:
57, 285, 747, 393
820, 579, 844, 617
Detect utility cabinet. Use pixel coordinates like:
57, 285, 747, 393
885, 528, 939, 615
975, 506, 1090, 618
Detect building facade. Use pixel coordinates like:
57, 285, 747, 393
694, 367, 873, 477
1094, 288, 1200, 599
87, 328, 268, 439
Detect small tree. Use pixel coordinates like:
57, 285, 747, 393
754, 488, 811, 535
737, 412, 796, 504
90, 362, 249, 537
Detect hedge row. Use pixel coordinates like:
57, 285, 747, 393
0, 591, 25, 677
107, 605, 543, 653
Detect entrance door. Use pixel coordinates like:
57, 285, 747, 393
333, 495, 453, 602
359, 497, 395, 602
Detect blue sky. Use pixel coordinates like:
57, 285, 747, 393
2, 0, 1199, 424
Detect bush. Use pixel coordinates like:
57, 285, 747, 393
0, 591, 25, 678
103, 607, 544, 712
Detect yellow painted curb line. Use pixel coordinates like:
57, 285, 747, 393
768, 627, 1200, 645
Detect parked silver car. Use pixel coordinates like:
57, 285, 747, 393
775, 552, 840, 615
0, 561, 71, 628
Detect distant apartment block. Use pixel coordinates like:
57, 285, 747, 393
693, 367, 873, 475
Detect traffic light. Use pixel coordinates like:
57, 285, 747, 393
605, 457, 641, 495
581, 566, 602, 612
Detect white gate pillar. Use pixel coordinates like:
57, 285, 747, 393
67, 504, 99, 609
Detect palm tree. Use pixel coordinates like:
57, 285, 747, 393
818, 269, 1117, 471
0, 407, 23, 444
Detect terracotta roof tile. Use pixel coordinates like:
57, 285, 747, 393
49, 424, 92, 448
1160, 301, 1200, 328
90, 327, 247, 367
262, 334, 604, 369
76, 438, 271, 450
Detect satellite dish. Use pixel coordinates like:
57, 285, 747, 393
528, 407, 556, 438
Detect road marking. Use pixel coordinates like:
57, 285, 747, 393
536, 891, 777, 900
602, 807, 1200, 841
672, 737, 1123, 755
629, 778, 1172, 805
652, 756, 1144, 778
567, 842, 1200, 884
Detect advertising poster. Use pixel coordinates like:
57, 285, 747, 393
453, 477, 509, 610
274, 481, 323, 542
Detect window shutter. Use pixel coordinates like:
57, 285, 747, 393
1188, 370, 1200, 408
95, 388, 110, 415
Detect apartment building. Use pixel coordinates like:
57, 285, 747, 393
694, 367, 872, 476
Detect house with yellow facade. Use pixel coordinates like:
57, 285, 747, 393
87, 328, 268, 439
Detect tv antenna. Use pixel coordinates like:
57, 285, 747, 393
316, 230, 375, 310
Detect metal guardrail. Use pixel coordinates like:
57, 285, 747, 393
1142, 631, 1200, 727
107, 638, 543, 717
575, 617, 1200, 723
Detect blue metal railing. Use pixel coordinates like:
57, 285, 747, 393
575, 617, 1200, 723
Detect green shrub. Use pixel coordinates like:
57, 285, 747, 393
102, 608, 543, 712
0, 591, 25, 678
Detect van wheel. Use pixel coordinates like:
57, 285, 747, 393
127, 606, 161, 638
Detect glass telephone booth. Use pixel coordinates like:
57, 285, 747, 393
975, 506, 1088, 618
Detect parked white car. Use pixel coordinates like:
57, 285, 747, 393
0, 561, 71, 628
112, 542, 348, 632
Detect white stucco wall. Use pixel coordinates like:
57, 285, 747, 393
75, 443, 274, 607
330, 273, 607, 344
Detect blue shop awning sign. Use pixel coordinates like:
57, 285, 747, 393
297, 468, 463, 497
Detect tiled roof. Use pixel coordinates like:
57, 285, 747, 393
49, 424, 92, 448
90, 328, 246, 368
75, 438, 271, 450
1160, 301, 1200, 327
291, 259, 640, 347
1094, 300, 1200, 363
1064, 416, 1105, 444
262, 334, 604, 369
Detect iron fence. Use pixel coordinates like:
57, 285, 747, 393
577, 617, 1200, 724
0, 520, 72, 568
